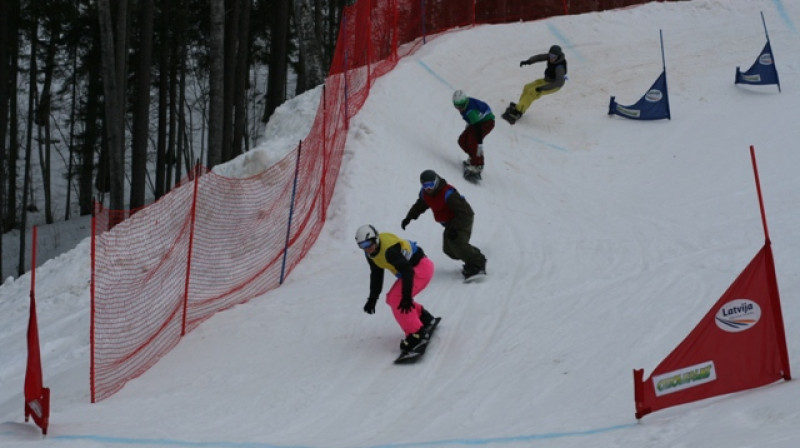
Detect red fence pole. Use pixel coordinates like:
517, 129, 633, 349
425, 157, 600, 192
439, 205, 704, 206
90, 203, 97, 402
182, 163, 202, 336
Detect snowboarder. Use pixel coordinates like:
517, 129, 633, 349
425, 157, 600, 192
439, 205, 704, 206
401, 170, 487, 281
503, 44, 567, 124
355, 224, 437, 353
452, 90, 495, 182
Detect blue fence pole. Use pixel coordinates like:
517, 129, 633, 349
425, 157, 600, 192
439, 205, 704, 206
280, 141, 302, 284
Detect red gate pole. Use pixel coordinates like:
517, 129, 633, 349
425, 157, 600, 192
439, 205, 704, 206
749, 145, 770, 243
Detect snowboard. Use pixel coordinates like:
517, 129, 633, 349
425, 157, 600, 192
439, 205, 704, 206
462, 161, 482, 183
394, 317, 441, 364
501, 102, 520, 125
463, 271, 487, 283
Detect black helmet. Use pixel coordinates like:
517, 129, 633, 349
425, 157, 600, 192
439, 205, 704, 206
419, 169, 440, 192
549, 45, 563, 57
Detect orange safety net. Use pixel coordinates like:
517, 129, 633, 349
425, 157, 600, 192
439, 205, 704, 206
90, 0, 659, 402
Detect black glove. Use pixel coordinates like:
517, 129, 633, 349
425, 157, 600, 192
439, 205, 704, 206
401, 217, 411, 230
446, 227, 458, 240
398, 296, 415, 314
363, 297, 377, 314
519, 60, 529, 67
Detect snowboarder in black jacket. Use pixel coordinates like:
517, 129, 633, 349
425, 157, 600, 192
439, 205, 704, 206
401, 170, 486, 280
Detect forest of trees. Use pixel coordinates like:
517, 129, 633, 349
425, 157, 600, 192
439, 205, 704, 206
0, 0, 346, 276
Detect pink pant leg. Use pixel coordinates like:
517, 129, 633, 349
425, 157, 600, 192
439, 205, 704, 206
385, 257, 435, 335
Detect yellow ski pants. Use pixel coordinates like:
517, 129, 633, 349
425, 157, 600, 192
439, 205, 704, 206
516, 79, 561, 114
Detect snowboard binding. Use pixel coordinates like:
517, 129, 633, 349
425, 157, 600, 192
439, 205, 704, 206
462, 160, 483, 183
501, 102, 522, 125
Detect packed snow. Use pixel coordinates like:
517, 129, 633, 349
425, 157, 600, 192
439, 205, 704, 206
2, 0, 800, 446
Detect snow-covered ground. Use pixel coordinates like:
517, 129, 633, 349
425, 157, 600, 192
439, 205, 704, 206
2, 0, 800, 446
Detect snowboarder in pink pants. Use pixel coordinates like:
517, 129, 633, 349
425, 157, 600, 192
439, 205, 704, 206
356, 224, 436, 352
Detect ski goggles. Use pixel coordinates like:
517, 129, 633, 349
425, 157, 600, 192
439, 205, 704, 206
422, 181, 437, 191
358, 239, 376, 249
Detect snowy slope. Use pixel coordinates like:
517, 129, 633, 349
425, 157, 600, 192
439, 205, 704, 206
2, 1, 800, 447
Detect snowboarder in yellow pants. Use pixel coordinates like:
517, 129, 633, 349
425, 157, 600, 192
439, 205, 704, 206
516, 78, 561, 114
503, 45, 567, 124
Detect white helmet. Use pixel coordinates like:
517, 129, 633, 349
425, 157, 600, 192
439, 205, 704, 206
355, 224, 379, 248
452, 90, 468, 108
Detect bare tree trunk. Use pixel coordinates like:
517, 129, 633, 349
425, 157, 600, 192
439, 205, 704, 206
130, 0, 154, 210
8, 62, 19, 226
17, 8, 40, 274
177, 49, 188, 180
294, 0, 325, 94
154, 0, 170, 200
155, 61, 167, 199
35, 120, 53, 223
171, 0, 189, 186
96, 0, 127, 214
18, 14, 38, 276
326, 0, 342, 68
221, 0, 238, 163
314, 0, 323, 61
0, 0, 10, 241
66, 28, 80, 221
207, 0, 224, 168
231, 0, 251, 158
3, 0, 21, 232
81, 37, 102, 216
38, 18, 60, 224
18, 138, 32, 274
0, 0, 9, 276
264, 0, 290, 123
166, 43, 177, 188
8, 50, 20, 226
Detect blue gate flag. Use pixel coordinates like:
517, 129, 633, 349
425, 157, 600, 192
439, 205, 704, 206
608, 70, 671, 121
735, 40, 781, 92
